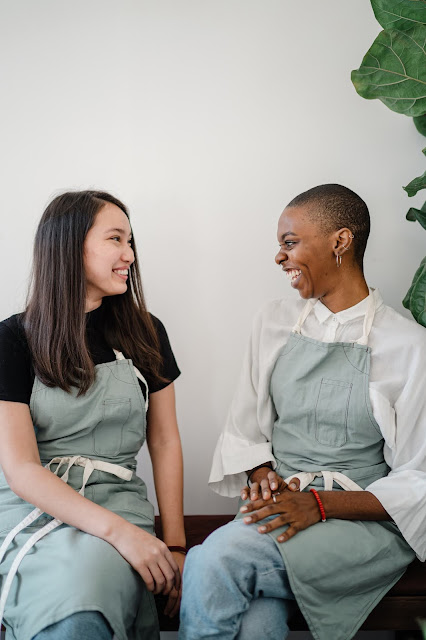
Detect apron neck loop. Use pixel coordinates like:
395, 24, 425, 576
292, 292, 376, 346
292, 299, 317, 334
355, 293, 376, 345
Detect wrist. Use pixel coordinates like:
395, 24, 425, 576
246, 463, 273, 486
103, 513, 134, 546
167, 545, 188, 555
248, 466, 272, 486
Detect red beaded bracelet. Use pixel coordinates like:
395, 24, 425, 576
310, 488, 326, 522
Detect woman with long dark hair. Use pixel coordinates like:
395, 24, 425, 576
0, 191, 185, 639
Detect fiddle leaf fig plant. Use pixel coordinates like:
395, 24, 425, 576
370, 0, 426, 31
351, 0, 426, 327
351, 25, 426, 117
406, 200, 426, 230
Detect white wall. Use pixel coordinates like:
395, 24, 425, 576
1, 0, 424, 516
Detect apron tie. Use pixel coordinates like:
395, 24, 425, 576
283, 470, 363, 492
0, 456, 132, 628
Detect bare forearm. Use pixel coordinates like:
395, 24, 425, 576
150, 439, 185, 546
319, 490, 390, 521
8, 462, 126, 543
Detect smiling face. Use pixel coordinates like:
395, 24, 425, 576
275, 205, 341, 300
83, 202, 135, 311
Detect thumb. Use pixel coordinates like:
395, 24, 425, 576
287, 477, 300, 491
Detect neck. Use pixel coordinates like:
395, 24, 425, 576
85, 298, 103, 313
319, 273, 369, 314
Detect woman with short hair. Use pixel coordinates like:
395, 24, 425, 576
179, 184, 425, 640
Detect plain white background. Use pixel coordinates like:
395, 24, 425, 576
1, 3, 424, 637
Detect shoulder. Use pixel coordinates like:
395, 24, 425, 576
0, 313, 29, 351
373, 301, 426, 352
149, 313, 168, 335
0, 313, 34, 404
147, 313, 180, 392
252, 295, 305, 333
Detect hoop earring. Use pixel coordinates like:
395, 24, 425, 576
336, 254, 342, 267
349, 233, 354, 238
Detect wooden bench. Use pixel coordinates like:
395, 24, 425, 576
156, 515, 426, 636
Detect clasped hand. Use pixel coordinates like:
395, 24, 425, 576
240, 470, 321, 542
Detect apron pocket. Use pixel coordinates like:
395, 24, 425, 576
315, 378, 352, 447
93, 398, 131, 456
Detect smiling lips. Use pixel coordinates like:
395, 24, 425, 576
113, 268, 129, 280
284, 268, 301, 284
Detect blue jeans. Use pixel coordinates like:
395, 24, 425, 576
179, 519, 296, 640
32, 611, 113, 640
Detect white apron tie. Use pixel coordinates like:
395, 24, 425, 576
0, 456, 132, 629
283, 470, 363, 492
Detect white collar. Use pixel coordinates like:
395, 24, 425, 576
313, 288, 383, 325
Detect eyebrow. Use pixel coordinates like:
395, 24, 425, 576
279, 231, 297, 242
105, 227, 132, 238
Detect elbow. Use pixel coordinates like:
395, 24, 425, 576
3, 461, 38, 499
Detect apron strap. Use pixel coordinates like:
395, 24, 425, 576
0, 517, 63, 627
292, 299, 317, 334
0, 455, 132, 628
113, 349, 149, 412
355, 293, 376, 345
284, 470, 363, 492
292, 292, 377, 345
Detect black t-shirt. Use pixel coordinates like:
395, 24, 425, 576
0, 306, 180, 404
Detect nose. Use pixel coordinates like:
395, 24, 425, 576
275, 248, 287, 266
122, 244, 135, 265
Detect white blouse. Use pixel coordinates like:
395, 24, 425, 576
209, 289, 426, 561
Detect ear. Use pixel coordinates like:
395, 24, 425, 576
333, 228, 354, 258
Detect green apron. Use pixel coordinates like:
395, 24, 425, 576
269, 297, 414, 640
0, 355, 160, 640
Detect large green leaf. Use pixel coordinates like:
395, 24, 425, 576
372, 0, 426, 31
403, 256, 426, 326
406, 199, 426, 227
351, 24, 426, 116
413, 113, 426, 136
403, 170, 426, 195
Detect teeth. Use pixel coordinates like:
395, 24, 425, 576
114, 269, 128, 275
284, 268, 301, 282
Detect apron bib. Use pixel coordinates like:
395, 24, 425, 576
0, 355, 159, 640
252, 296, 414, 640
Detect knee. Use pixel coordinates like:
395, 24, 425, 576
183, 521, 257, 586
33, 611, 112, 640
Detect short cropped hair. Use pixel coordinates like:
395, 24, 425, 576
286, 184, 370, 267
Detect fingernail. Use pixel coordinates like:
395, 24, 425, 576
277, 535, 285, 542
243, 516, 253, 523
240, 506, 248, 512
289, 483, 296, 490
263, 492, 268, 498
251, 493, 256, 500
258, 526, 267, 532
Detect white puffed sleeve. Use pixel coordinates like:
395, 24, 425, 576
367, 318, 426, 561
209, 299, 296, 497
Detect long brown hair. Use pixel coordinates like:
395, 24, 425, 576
24, 190, 165, 394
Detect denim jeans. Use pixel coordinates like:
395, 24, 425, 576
179, 519, 296, 640
32, 611, 113, 640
